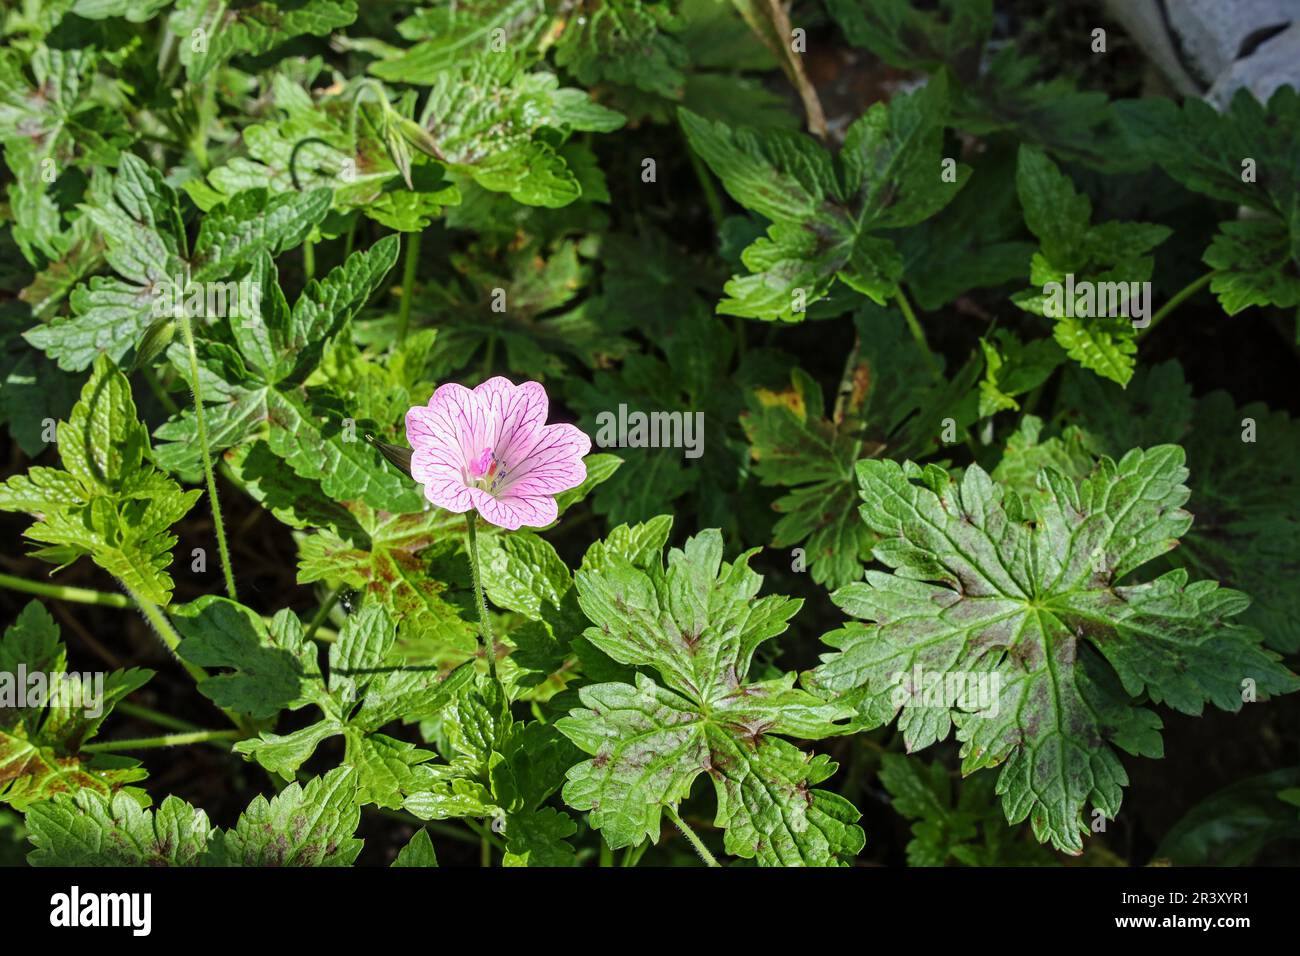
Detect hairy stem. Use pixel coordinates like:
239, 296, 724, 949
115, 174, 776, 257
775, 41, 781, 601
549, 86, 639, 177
178, 312, 238, 600
0, 572, 132, 608
125, 588, 206, 684
464, 512, 497, 680
397, 231, 421, 345
126, 586, 254, 735
1138, 270, 1216, 340
81, 729, 242, 753
666, 806, 720, 867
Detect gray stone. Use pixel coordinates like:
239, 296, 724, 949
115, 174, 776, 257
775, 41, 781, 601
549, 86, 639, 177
1104, 0, 1300, 105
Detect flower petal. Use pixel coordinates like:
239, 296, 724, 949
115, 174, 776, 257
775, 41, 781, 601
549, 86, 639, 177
475, 377, 549, 471
500, 422, 591, 497
468, 487, 559, 530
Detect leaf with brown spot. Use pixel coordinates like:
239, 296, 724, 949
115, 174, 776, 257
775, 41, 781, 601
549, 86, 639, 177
810, 449, 1299, 854
557, 529, 862, 866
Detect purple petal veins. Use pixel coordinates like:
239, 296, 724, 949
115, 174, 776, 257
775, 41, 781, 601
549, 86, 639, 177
406, 376, 591, 530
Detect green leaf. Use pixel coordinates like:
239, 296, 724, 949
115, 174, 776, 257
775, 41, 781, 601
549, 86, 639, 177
24, 154, 185, 372
1155, 768, 1300, 866
0, 308, 81, 457
568, 309, 740, 527
1053, 363, 1300, 653
207, 767, 365, 866
151, 239, 406, 485
1012, 146, 1169, 385
1115, 87, 1300, 314
414, 237, 629, 381
554, 0, 688, 98
0, 355, 199, 605
556, 529, 863, 865
825, 0, 991, 74
378, 54, 624, 207
25, 792, 213, 866
991, 415, 1096, 495
827, 0, 1118, 169
740, 306, 951, 589
265, 386, 425, 513
191, 188, 333, 282
1203, 218, 1300, 315
1, 602, 152, 810
367, 3, 550, 81
296, 503, 478, 656
25, 769, 367, 866
742, 368, 872, 590
173, 598, 327, 719
478, 531, 572, 620
403, 676, 581, 865
392, 826, 438, 866
171, 0, 359, 83
977, 330, 1064, 419
894, 141, 1035, 311
680, 75, 967, 320
228, 605, 471, 808
879, 753, 1054, 866
808, 451, 1299, 854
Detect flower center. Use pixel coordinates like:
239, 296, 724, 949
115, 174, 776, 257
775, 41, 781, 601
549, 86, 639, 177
470, 448, 494, 478
469, 448, 509, 493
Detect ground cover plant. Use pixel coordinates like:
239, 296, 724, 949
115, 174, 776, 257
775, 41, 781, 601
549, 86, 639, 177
0, 0, 1298, 869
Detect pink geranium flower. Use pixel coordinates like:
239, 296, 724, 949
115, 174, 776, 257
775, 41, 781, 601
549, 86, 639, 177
405, 377, 591, 530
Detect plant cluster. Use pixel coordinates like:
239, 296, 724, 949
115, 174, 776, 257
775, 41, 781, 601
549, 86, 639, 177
0, 0, 1297, 868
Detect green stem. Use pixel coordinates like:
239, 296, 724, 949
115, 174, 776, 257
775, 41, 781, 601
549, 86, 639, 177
347, 78, 389, 150
464, 512, 497, 680
116, 701, 200, 734
683, 125, 724, 230
1138, 270, 1216, 340
126, 589, 252, 734
178, 312, 237, 600
303, 239, 315, 281
665, 806, 719, 867
0, 572, 132, 608
127, 588, 206, 684
397, 231, 421, 345
81, 729, 242, 753
599, 839, 613, 867
461, 816, 507, 853
190, 71, 218, 171
894, 287, 941, 378
343, 217, 357, 261
0, 574, 339, 647
141, 365, 181, 416
304, 586, 343, 643
621, 841, 650, 867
